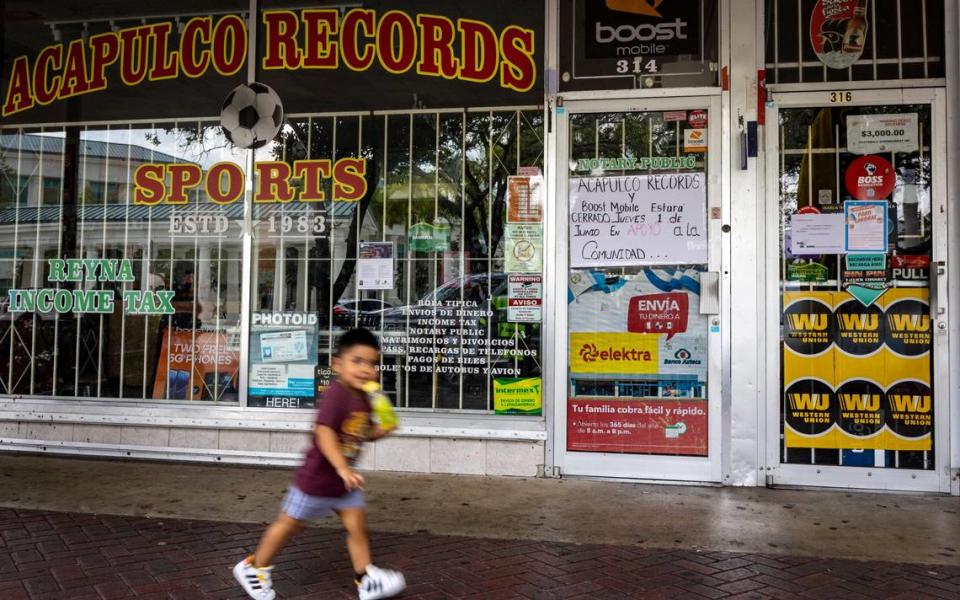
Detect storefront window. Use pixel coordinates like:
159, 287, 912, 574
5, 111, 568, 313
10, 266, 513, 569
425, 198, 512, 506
249, 110, 545, 412
2, 2, 545, 414
0, 172, 29, 206
0, 124, 245, 401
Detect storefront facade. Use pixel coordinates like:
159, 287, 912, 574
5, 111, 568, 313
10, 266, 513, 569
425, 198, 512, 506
1, 1, 957, 494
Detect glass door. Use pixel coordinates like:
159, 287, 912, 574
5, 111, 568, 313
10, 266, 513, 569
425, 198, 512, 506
764, 88, 951, 492
554, 96, 723, 482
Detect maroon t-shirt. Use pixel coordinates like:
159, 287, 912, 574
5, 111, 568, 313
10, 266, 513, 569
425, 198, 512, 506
293, 380, 371, 498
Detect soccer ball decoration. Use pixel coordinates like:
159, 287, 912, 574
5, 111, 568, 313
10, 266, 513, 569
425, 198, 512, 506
220, 82, 284, 150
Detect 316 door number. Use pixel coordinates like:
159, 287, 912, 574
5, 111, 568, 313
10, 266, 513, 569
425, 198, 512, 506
830, 91, 853, 103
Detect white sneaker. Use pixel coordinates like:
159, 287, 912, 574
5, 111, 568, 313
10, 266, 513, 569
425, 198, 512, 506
358, 565, 406, 600
233, 556, 276, 600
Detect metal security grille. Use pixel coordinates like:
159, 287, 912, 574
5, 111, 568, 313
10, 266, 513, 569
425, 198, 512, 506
255, 108, 545, 411
0, 107, 544, 412
764, 0, 946, 84
0, 124, 245, 403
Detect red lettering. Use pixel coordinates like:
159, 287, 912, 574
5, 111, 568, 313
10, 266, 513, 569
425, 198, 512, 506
205, 162, 244, 204
302, 10, 338, 68
416, 15, 458, 79
499, 26, 536, 93
2, 56, 33, 116
180, 17, 212, 78
33, 46, 63, 106
119, 26, 151, 86
148, 22, 179, 80
60, 39, 91, 98
458, 19, 498, 83
88, 33, 120, 92
262, 11, 302, 69
255, 161, 296, 203
377, 11, 417, 74
133, 164, 166, 205
211, 15, 246, 75
333, 158, 367, 201
340, 9, 375, 71
167, 164, 202, 204
293, 160, 332, 201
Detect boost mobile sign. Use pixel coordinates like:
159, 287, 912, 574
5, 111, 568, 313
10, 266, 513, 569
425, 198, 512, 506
588, 1, 699, 59
561, 0, 712, 90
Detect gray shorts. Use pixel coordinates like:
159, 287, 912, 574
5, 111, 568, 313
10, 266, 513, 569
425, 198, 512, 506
281, 485, 365, 521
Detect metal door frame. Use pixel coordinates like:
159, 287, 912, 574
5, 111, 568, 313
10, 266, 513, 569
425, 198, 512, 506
762, 87, 952, 493
552, 94, 725, 483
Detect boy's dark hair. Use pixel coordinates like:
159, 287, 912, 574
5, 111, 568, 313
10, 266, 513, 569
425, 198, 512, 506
335, 328, 380, 356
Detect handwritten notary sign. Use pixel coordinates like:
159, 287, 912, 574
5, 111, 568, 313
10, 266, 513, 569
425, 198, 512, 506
569, 174, 708, 268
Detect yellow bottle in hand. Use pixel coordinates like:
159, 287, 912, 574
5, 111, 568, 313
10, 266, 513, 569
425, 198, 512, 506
362, 381, 399, 432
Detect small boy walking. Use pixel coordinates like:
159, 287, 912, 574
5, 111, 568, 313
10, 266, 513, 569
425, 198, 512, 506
233, 328, 406, 600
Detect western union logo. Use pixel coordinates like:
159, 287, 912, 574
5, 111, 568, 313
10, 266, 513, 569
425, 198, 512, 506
837, 313, 879, 331
788, 314, 829, 330
838, 394, 881, 411
606, 0, 665, 17
788, 393, 829, 411
889, 394, 931, 413
888, 313, 930, 332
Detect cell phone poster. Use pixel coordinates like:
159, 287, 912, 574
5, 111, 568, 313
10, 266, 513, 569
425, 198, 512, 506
782, 289, 932, 452
152, 329, 240, 401
567, 268, 708, 456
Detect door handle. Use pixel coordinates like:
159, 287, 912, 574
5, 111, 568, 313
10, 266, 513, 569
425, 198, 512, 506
699, 271, 720, 315
932, 261, 947, 318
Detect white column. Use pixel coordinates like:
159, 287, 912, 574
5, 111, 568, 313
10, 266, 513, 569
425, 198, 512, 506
946, 0, 960, 496
726, 0, 765, 487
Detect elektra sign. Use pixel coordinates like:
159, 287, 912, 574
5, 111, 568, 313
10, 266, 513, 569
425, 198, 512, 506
586, 0, 701, 59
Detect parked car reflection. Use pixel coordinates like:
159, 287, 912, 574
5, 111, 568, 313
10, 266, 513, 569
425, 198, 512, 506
332, 298, 395, 327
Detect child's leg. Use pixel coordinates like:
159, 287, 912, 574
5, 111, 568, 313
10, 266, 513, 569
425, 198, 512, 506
253, 512, 304, 567
336, 508, 371, 574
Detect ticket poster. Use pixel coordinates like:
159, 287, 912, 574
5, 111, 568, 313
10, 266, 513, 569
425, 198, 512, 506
782, 289, 932, 451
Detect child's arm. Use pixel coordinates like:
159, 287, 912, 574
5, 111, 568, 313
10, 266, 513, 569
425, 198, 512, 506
367, 425, 393, 441
315, 424, 365, 490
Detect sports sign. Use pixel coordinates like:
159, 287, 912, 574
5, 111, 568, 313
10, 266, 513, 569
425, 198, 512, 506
133, 159, 367, 205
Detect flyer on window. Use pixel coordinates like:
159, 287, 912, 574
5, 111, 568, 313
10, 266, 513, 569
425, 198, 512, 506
358, 242, 395, 290
844, 201, 888, 253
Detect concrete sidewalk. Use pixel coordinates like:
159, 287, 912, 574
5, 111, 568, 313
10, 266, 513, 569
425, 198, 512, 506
0, 455, 956, 567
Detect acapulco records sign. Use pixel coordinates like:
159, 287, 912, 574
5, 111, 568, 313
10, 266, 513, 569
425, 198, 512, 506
1, 3, 542, 123
561, 0, 714, 89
